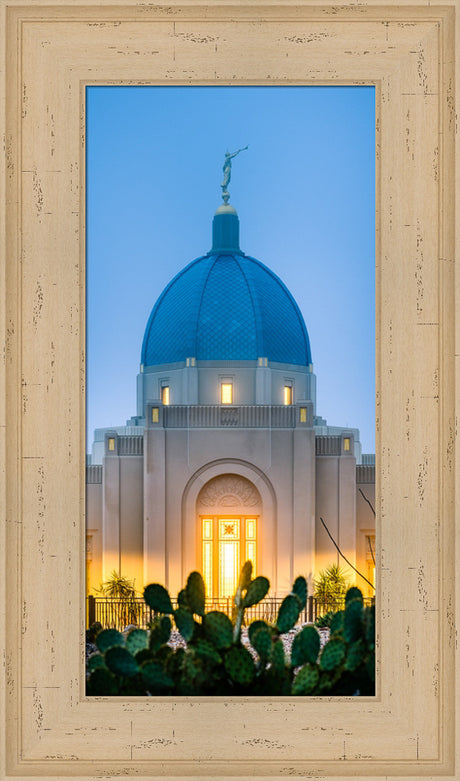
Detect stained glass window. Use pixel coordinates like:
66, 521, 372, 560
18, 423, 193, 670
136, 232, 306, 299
201, 515, 257, 598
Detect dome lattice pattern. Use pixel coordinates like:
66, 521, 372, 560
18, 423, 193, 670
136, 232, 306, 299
141, 252, 312, 367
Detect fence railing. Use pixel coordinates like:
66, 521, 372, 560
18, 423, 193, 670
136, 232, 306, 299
87, 595, 374, 631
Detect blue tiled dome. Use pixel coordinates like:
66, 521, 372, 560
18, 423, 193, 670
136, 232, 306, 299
141, 209, 312, 367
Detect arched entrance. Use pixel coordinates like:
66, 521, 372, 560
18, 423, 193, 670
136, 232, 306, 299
196, 475, 262, 598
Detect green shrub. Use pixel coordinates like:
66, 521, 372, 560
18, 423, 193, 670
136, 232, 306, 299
86, 563, 375, 696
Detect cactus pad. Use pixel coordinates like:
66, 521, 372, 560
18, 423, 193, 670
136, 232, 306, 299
329, 610, 345, 636
144, 583, 174, 614
149, 615, 172, 651
319, 637, 346, 671
270, 639, 286, 674
87, 654, 106, 673
251, 625, 273, 660
238, 560, 253, 591
344, 598, 363, 643
276, 594, 301, 634
95, 628, 124, 653
186, 571, 206, 616
203, 611, 233, 650
141, 661, 174, 693
248, 620, 271, 645
242, 576, 269, 608
135, 648, 154, 665
87, 668, 118, 696
126, 628, 149, 655
224, 646, 256, 686
292, 576, 307, 609
174, 607, 195, 642
192, 639, 222, 665
291, 625, 320, 667
105, 646, 139, 678
345, 638, 365, 671
345, 586, 364, 605
292, 663, 320, 695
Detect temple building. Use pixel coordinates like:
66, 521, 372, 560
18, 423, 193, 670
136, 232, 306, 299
86, 192, 375, 602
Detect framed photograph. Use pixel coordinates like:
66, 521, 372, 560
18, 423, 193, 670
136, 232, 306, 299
84, 83, 376, 641
1, 1, 458, 779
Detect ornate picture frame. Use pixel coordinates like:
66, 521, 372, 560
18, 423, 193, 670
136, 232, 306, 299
1, 1, 458, 778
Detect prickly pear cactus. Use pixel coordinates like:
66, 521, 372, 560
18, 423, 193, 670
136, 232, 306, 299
238, 560, 253, 591
276, 594, 301, 634
126, 628, 149, 655
290, 625, 320, 667
96, 628, 124, 653
203, 611, 233, 650
143, 583, 174, 614
224, 646, 256, 686
186, 571, 206, 616
105, 646, 139, 678
242, 575, 269, 608
250, 625, 273, 661
86, 568, 375, 697
344, 598, 363, 643
292, 663, 319, 695
174, 607, 195, 642
141, 661, 174, 693
319, 636, 346, 671
292, 575, 307, 610
149, 615, 172, 651
345, 586, 363, 605
344, 638, 365, 672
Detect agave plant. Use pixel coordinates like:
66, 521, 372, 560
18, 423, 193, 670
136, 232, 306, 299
94, 570, 141, 627
313, 564, 349, 609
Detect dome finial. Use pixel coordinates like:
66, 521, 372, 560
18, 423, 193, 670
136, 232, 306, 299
221, 146, 248, 203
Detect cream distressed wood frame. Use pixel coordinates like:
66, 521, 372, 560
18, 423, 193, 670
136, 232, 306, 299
0, 0, 458, 778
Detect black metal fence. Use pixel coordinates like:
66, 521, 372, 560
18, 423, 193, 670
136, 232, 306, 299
87, 594, 374, 631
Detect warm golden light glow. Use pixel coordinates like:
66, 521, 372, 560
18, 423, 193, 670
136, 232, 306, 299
202, 518, 212, 539
152, 407, 159, 423
203, 540, 213, 596
219, 541, 239, 597
201, 515, 258, 598
221, 383, 233, 404
344, 437, 351, 451
108, 437, 115, 451
300, 407, 307, 423
283, 385, 293, 405
161, 386, 170, 405
246, 518, 256, 539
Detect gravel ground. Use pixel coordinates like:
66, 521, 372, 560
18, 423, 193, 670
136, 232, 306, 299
166, 623, 330, 663
87, 624, 330, 663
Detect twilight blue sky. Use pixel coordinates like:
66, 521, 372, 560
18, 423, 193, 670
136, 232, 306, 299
86, 85, 375, 453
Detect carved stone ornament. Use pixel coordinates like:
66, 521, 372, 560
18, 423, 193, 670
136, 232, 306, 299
198, 475, 261, 507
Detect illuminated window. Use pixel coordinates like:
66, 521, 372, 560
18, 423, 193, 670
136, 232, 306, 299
201, 515, 258, 598
221, 383, 233, 404
300, 407, 307, 423
284, 385, 293, 405
151, 407, 159, 423
219, 518, 240, 597
202, 518, 213, 598
245, 518, 257, 576
108, 437, 115, 451
344, 437, 351, 451
161, 386, 170, 405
